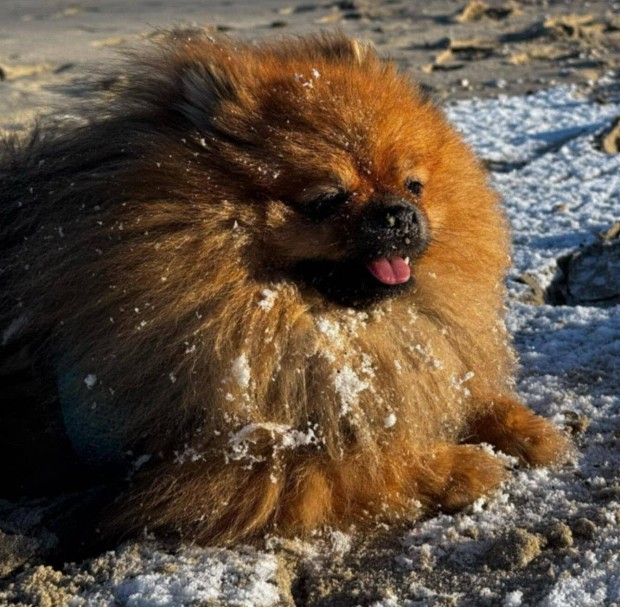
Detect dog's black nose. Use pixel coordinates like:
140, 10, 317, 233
382, 204, 421, 240
358, 199, 430, 258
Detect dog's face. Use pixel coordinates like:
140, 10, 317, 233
254, 93, 435, 307
245, 76, 457, 309
279, 172, 431, 308
149, 33, 495, 307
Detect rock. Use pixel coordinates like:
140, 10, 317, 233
455, 0, 519, 23
544, 14, 612, 39
449, 37, 496, 60
593, 484, 620, 501
485, 528, 543, 571
517, 272, 546, 305
571, 517, 597, 540
545, 522, 574, 549
597, 117, 620, 154
546, 224, 620, 306
563, 410, 591, 435
599, 221, 620, 241
506, 43, 579, 65
422, 60, 464, 73
324, 0, 391, 20
425, 37, 496, 72
0, 531, 40, 578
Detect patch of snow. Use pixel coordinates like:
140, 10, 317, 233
384, 413, 397, 429
334, 364, 369, 416
226, 422, 319, 463
317, 317, 342, 341
503, 590, 523, 606
173, 445, 205, 465
257, 288, 277, 311
231, 354, 251, 391
76, 546, 283, 607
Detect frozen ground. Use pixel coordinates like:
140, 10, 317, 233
1, 87, 619, 607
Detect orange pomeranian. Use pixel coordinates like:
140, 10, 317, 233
0, 30, 570, 545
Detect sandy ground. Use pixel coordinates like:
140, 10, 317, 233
1, 1, 620, 606
1, 0, 619, 132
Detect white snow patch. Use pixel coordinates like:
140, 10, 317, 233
317, 317, 342, 342
257, 288, 278, 311
229, 422, 317, 451
384, 413, 397, 429
231, 354, 251, 391
334, 364, 369, 416
227, 422, 318, 463
329, 530, 353, 555
77, 546, 282, 607
503, 590, 523, 606
173, 445, 205, 464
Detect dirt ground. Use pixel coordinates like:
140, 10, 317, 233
1, 1, 619, 606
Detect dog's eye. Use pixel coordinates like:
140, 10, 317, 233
405, 179, 424, 197
304, 190, 349, 222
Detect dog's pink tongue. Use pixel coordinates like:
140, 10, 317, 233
366, 257, 411, 285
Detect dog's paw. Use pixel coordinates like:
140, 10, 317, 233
469, 398, 572, 467
498, 411, 572, 467
413, 444, 508, 513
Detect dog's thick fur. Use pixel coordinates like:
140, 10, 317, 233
0, 31, 569, 545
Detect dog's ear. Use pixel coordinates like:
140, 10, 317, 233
306, 32, 374, 65
181, 60, 239, 110
115, 31, 243, 120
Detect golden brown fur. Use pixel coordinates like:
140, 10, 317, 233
0, 31, 570, 545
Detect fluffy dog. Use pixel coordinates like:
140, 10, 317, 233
0, 31, 570, 545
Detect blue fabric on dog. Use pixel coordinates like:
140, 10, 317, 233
57, 362, 129, 467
